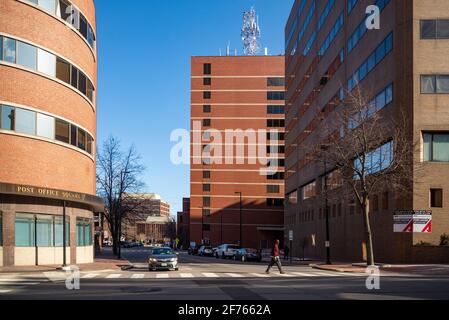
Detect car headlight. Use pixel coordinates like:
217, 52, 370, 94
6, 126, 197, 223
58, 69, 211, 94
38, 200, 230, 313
149, 258, 157, 262
170, 258, 177, 262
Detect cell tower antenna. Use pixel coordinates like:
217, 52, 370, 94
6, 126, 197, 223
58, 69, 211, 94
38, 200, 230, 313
241, 7, 261, 56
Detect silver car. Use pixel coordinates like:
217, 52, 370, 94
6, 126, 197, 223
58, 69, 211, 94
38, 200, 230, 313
148, 247, 179, 271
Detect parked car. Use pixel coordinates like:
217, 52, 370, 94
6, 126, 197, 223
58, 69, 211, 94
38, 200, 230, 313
121, 241, 133, 248
198, 245, 214, 257
148, 247, 179, 271
233, 248, 262, 262
215, 244, 240, 259
188, 244, 199, 255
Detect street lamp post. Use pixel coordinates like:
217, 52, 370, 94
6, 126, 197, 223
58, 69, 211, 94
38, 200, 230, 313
235, 192, 243, 247
321, 145, 332, 265
220, 212, 223, 245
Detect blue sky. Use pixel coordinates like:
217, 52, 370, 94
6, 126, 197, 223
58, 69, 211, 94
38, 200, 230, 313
95, 0, 294, 216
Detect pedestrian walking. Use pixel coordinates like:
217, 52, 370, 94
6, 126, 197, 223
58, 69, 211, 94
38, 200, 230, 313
266, 239, 285, 274
283, 245, 290, 261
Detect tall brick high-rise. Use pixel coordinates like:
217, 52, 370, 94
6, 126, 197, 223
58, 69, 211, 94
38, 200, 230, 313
0, 0, 102, 267
190, 56, 285, 250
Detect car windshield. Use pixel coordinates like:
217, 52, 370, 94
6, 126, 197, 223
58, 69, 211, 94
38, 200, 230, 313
152, 248, 173, 255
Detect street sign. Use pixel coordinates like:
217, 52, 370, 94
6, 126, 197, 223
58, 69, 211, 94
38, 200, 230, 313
394, 210, 432, 233
289, 230, 294, 241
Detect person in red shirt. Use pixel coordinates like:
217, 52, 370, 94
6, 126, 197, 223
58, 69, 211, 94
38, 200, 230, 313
266, 239, 285, 274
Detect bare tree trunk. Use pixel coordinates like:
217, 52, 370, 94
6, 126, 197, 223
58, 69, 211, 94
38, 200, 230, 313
362, 197, 375, 266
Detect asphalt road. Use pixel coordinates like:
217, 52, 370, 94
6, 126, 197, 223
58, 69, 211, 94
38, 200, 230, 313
0, 247, 448, 300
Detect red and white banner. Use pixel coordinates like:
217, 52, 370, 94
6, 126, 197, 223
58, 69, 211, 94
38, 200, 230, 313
394, 210, 432, 233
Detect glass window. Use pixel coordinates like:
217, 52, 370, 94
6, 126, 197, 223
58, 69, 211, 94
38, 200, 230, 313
267, 77, 285, 86
15, 108, 36, 135
203, 91, 211, 99
203, 63, 211, 75
3, 37, 16, 63
367, 53, 376, 72
79, 14, 88, 38
375, 41, 386, 63
385, 84, 393, 104
437, 20, 449, 39
55, 118, 70, 143
17, 41, 37, 70
37, 48, 56, 77
36, 113, 55, 139
56, 58, 70, 84
39, 0, 56, 14
78, 71, 87, 95
267, 92, 285, 100
203, 171, 211, 179
77, 127, 86, 150
87, 25, 95, 48
54, 216, 69, 247
76, 219, 92, 247
267, 185, 280, 193
86, 135, 93, 154
203, 77, 211, 86
86, 79, 94, 102
203, 184, 211, 192
302, 181, 317, 200
436, 75, 449, 93
424, 133, 449, 162
431, 189, 443, 208
71, 65, 78, 87
36, 215, 54, 247
15, 214, 35, 247
203, 197, 210, 207
0, 35, 2, 60
70, 124, 77, 146
421, 20, 436, 39
1, 105, 15, 130
203, 105, 211, 113
376, 90, 386, 110
421, 75, 436, 93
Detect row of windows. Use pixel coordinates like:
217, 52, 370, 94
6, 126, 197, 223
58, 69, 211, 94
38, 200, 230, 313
424, 132, 449, 162
0, 104, 94, 155
267, 132, 285, 141
267, 77, 285, 87
354, 141, 393, 177
421, 75, 449, 94
318, 12, 344, 57
347, 0, 359, 14
267, 198, 284, 207
267, 145, 285, 154
0, 35, 94, 103
291, 0, 316, 56
347, 33, 393, 91
267, 119, 285, 128
285, 0, 306, 48
349, 83, 394, 129
15, 213, 92, 247
201, 185, 282, 194
203, 63, 211, 75
26, 0, 95, 50
318, 0, 335, 31
267, 92, 285, 100
347, 0, 391, 54
303, 31, 316, 56
267, 105, 285, 114
421, 20, 449, 39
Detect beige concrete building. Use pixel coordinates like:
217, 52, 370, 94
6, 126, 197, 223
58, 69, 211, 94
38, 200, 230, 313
0, 0, 101, 267
285, 0, 449, 263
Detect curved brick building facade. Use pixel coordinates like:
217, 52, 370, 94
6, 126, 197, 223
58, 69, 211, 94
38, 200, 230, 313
0, 0, 102, 267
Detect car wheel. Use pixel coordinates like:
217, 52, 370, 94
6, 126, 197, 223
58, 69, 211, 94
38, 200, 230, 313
222, 253, 225, 259
215, 253, 219, 259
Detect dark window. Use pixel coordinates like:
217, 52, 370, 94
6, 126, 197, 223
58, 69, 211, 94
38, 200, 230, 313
421, 75, 449, 93
78, 71, 87, 95
382, 192, 389, 210
267, 185, 280, 193
267, 77, 285, 86
70, 124, 77, 147
0, 35, 2, 60
77, 127, 86, 150
431, 189, 443, 208
86, 135, 93, 155
267, 119, 285, 128
1, 105, 15, 130
59, 0, 70, 21
267, 146, 285, 154
202, 209, 211, 217
267, 105, 285, 114
203, 119, 211, 127
203, 171, 211, 179
86, 79, 94, 102
79, 14, 88, 38
267, 92, 285, 100
421, 19, 449, 39
202, 224, 211, 231
267, 132, 285, 140
203, 105, 211, 113
203, 63, 212, 75
203, 197, 210, 207
55, 119, 70, 144
203, 184, 211, 192
56, 58, 71, 84
267, 172, 284, 180
203, 78, 211, 86
267, 198, 284, 207
203, 91, 211, 99
437, 20, 449, 38
71, 65, 78, 88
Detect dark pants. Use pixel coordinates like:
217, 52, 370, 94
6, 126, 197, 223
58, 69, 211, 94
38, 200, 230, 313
266, 256, 284, 273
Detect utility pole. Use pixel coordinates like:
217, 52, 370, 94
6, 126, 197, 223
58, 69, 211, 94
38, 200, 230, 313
321, 145, 332, 265
235, 192, 243, 247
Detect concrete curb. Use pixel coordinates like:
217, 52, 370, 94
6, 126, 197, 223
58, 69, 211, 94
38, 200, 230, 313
309, 264, 365, 273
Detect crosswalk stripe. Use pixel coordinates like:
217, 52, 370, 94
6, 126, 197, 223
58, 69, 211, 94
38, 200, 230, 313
106, 274, 122, 279
202, 273, 220, 278
225, 273, 244, 278
313, 272, 341, 277
180, 273, 194, 278
291, 272, 317, 277
278, 273, 295, 277
82, 274, 99, 279
156, 274, 169, 279
131, 274, 145, 279
0, 282, 40, 286
0, 290, 13, 294
250, 273, 269, 278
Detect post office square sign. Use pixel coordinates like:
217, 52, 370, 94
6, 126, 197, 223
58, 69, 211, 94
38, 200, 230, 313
394, 210, 432, 233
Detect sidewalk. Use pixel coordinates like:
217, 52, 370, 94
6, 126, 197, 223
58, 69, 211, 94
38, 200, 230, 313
310, 262, 449, 275
0, 250, 130, 274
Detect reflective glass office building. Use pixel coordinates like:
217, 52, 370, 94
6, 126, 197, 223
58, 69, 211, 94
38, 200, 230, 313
0, 0, 102, 267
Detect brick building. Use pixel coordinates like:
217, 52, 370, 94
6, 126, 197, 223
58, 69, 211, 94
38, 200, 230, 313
177, 198, 190, 249
190, 56, 285, 249
0, 0, 102, 267
284, 0, 449, 263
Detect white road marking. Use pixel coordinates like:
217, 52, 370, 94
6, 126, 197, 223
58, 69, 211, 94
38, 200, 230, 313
313, 272, 342, 277
291, 272, 318, 277
131, 274, 145, 279
250, 273, 270, 278
226, 273, 244, 278
156, 274, 169, 279
0, 282, 40, 286
0, 290, 13, 294
202, 273, 220, 278
106, 274, 122, 279
82, 274, 99, 279
180, 273, 194, 278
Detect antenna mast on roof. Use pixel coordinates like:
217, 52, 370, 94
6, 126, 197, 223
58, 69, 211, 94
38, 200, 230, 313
241, 7, 261, 56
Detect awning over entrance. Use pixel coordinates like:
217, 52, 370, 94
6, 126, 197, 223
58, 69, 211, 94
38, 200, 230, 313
0, 182, 104, 212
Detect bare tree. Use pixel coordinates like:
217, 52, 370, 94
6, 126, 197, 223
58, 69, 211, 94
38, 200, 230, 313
315, 84, 414, 266
96, 136, 146, 258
